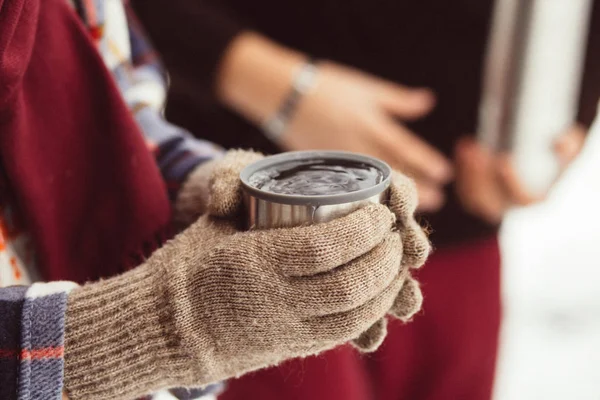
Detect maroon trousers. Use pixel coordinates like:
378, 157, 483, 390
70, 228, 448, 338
219, 237, 501, 400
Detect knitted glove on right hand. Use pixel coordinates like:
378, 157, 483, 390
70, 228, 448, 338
352, 171, 430, 351
195, 150, 431, 352
64, 203, 407, 400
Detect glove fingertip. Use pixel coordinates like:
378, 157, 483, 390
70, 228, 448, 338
401, 220, 432, 269
351, 318, 388, 353
208, 150, 264, 218
208, 183, 243, 217
389, 277, 423, 322
388, 172, 432, 270
389, 172, 419, 219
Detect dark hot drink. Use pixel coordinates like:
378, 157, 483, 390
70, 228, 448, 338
249, 159, 384, 196
241, 151, 391, 229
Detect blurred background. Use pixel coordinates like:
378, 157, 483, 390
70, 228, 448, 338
495, 112, 600, 399
490, 1, 600, 398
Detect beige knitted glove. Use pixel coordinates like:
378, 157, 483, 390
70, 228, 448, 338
176, 150, 430, 351
173, 150, 264, 226
352, 171, 430, 351
63, 151, 430, 400
63, 205, 412, 398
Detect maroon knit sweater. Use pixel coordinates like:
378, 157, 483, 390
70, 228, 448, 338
132, 0, 600, 247
0, 0, 171, 283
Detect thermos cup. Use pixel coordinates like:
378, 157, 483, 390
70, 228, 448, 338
240, 151, 392, 229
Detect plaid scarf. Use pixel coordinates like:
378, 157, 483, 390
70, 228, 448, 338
0, 283, 76, 399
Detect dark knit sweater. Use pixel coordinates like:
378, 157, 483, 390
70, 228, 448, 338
132, 0, 600, 247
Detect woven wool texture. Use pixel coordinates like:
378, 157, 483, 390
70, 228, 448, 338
64, 150, 430, 399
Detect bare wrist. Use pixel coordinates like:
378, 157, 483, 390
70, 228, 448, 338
216, 31, 307, 125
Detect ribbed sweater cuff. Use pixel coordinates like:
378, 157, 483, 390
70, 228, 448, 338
63, 265, 192, 400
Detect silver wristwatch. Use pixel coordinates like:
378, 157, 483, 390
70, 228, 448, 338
262, 59, 319, 143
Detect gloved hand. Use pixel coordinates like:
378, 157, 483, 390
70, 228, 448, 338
62, 151, 430, 400
173, 150, 264, 226
178, 150, 430, 350
62, 153, 426, 400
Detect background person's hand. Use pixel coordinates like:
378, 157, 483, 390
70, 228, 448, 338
455, 124, 587, 224
217, 32, 453, 213
283, 62, 453, 212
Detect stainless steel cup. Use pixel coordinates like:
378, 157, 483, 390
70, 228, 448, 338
240, 151, 392, 229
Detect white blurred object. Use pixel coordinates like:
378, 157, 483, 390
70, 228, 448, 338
152, 391, 216, 400
494, 108, 600, 399
479, 0, 592, 196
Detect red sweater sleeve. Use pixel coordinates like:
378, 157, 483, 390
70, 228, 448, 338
130, 0, 243, 106
0, 0, 37, 110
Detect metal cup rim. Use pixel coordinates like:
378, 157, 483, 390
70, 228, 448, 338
240, 150, 392, 206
